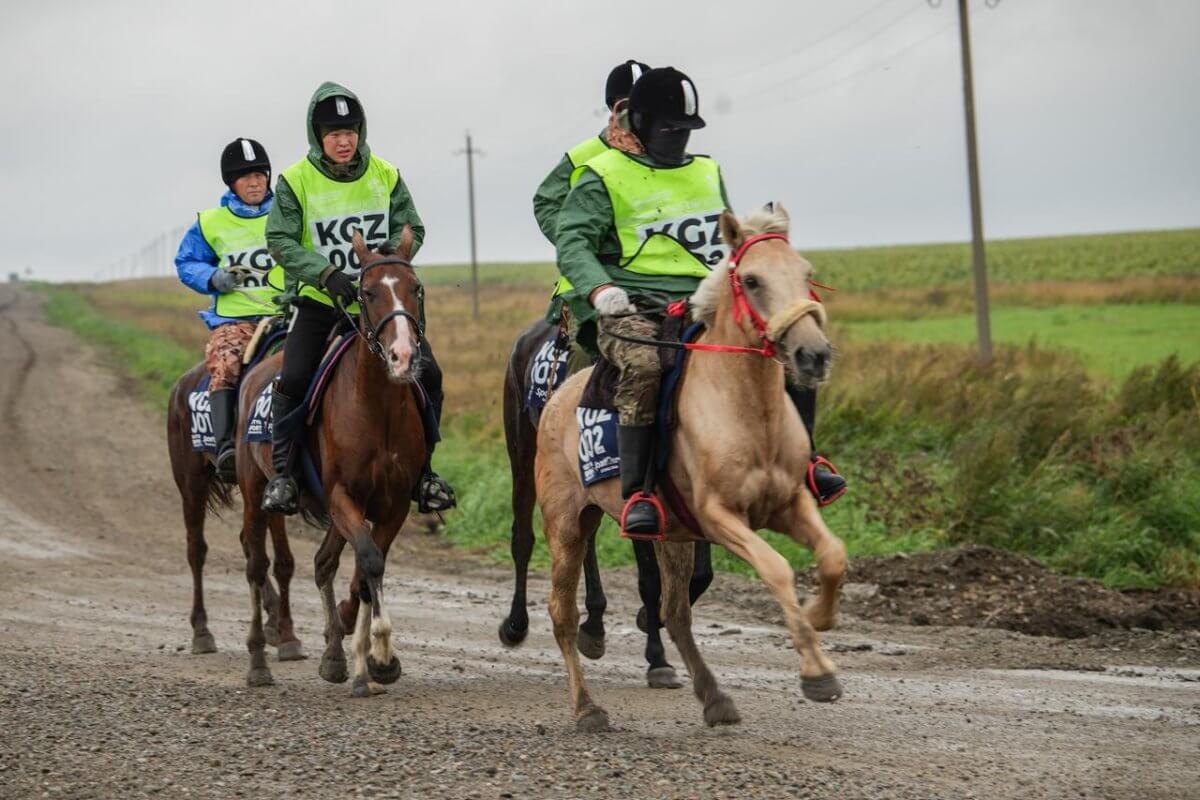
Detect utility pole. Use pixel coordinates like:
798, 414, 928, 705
955, 0, 992, 361
456, 131, 481, 320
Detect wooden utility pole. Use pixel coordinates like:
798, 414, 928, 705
956, 0, 993, 361
460, 131, 481, 320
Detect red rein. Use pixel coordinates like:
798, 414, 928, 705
682, 233, 793, 358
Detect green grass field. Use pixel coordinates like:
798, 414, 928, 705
32, 226, 1200, 589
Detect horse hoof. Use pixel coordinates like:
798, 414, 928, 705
647, 666, 683, 690
636, 606, 648, 634
801, 673, 843, 703
576, 628, 605, 660
276, 640, 306, 661
498, 618, 528, 648
575, 707, 612, 733
703, 693, 742, 727
318, 654, 348, 684
246, 667, 275, 688
368, 655, 402, 685
191, 633, 217, 655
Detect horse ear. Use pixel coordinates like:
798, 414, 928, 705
397, 224, 414, 261
770, 201, 790, 232
351, 230, 371, 263
719, 209, 744, 253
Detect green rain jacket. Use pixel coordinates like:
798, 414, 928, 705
554, 151, 730, 350
266, 81, 425, 305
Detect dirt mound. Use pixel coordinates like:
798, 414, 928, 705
827, 546, 1200, 639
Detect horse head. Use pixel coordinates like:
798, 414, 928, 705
695, 203, 832, 387
351, 226, 422, 384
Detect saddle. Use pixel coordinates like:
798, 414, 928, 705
576, 313, 707, 537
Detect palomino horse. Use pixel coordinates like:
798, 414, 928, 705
167, 361, 302, 660
499, 317, 714, 688
236, 228, 426, 695
535, 205, 847, 731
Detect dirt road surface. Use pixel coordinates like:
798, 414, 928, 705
1, 285, 1197, 800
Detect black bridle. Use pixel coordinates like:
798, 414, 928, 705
335, 256, 422, 362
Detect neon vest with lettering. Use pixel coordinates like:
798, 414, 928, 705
570, 150, 725, 281
552, 136, 612, 297
280, 155, 399, 311
197, 207, 284, 319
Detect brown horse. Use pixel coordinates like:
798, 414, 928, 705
535, 205, 847, 731
498, 317, 714, 688
166, 358, 302, 660
235, 229, 427, 694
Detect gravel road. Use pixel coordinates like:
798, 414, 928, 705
0, 285, 1196, 800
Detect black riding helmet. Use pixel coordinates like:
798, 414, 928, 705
605, 59, 651, 110
220, 138, 271, 186
628, 67, 705, 165
312, 94, 364, 130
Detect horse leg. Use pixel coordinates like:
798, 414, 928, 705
182, 482, 216, 654
499, 412, 538, 648
267, 515, 304, 661
655, 540, 740, 725
703, 500, 841, 702
363, 516, 404, 688
690, 541, 714, 605
633, 539, 682, 689
241, 503, 274, 687
576, 507, 607, 660
314, 525, 348, 683
546, 504, 610, 732
327, 486, 393, 698
773, 492, 847, 632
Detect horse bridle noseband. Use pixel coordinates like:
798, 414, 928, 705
335, 256, 423, 362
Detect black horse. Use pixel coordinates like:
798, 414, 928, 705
497, 317, 713, 688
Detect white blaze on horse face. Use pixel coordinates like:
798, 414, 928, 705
379, 276, 414, 379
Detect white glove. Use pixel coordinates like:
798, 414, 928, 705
592, 286, 635, 316
209, 269, 240, 293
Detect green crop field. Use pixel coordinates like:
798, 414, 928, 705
33, 226, 1200, 590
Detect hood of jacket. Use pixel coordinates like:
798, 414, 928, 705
305, 81, 371, 181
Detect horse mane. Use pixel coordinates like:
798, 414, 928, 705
690, 206, 791, 325
377, 242, 397, 256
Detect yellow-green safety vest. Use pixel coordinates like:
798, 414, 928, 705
197, 207, 284, 319
279, 155, 399, 312
570, 150, 726, 280
552, 136, 612, 297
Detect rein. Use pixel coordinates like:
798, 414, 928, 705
334, 256, 422, 363
604, 233, 827, 358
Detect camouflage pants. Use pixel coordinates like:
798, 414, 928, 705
204, 320, 257, 391
562, 306, 594, 376
597, 313, 662, 427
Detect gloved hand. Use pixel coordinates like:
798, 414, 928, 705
209, 269, 241, 293
591, 285, 635, 316
322, 269, 358, 307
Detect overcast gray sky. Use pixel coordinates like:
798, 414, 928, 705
3, 0, 1198, 281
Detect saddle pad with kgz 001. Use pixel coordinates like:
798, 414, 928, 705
525, 327, 569, 412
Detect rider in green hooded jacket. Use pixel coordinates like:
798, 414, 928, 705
261, 81, 455, 516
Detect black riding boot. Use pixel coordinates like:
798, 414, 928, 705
618, 424, 662, 538
413, 341, 456, 513
208, 388, 238, 484
786, 384, 847, 506
261, 387, 303, 515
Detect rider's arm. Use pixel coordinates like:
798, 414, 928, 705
387, 172, 426, 259
174, 221, 219, 295
532, 154, 573, 246
265, 175, 331, 287
555, 170, 617, 304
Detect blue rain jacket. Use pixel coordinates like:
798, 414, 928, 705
175, 190, 275, 329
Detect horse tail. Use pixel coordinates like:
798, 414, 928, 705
204, 474, 235, 514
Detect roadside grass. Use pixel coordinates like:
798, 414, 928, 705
31, 225, 1200, 588
841, 304, 1200, 380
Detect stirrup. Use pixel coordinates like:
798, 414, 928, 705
214, 446, 237, 484
807, 455, 847, 507
261, 475, 300, 515
620, 492, 667, 542
417, 474, 456, 514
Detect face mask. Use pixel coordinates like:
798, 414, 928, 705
641, 126, 691, 165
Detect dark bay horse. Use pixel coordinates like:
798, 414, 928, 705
236, 229, 427, 695
498, 317, 714, 689
167, 359, 302, 660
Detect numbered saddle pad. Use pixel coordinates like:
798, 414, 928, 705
525, 332, 569, 411
577, 407, 620, 486
186, 376, 217, 453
